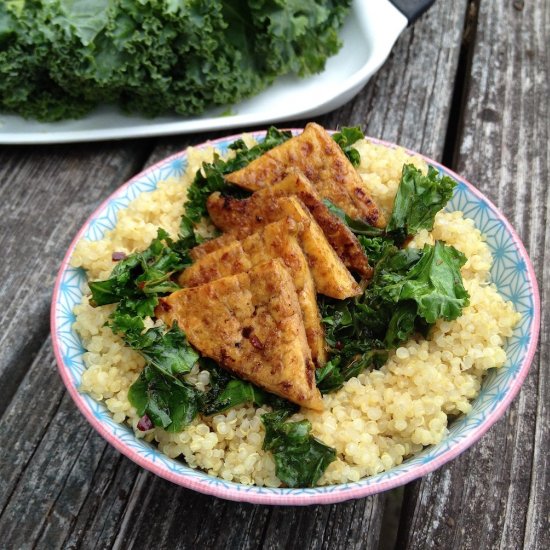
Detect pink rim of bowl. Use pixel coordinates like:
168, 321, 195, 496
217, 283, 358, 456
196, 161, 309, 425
51, 130, 540, 506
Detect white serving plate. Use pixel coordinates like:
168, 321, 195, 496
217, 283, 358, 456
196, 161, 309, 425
0, 0, 409, 144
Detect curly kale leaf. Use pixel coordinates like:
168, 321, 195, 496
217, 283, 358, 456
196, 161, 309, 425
332, 126, 364, 166
127, 336, 298, 432
249, 0, 351, 76
373, 241, 469, 324
262, 409, 336, 487
387, 164, 457, 243
100, 219, 202, 433
357, 235, 394, 264
326, 163, 457, 254
125, 323, 200, 376
0, 1, 94, 121
316, 293, 388, 391
383, 302, 420, 349
127, 332, 296, 431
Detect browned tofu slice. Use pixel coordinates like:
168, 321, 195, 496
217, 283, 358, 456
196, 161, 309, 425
207, 193, 361, 299
179, 219, 327, 367
245, 169, 372, 278
206, 191, 282, 241
189, 233, 236, 261
182, 240, 252, 286
225, 122, 385, 228
156, 259, 323, 411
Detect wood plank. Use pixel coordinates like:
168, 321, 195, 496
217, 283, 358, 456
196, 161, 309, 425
0, 140, 152, 418
0, 340, 143, 548
318, 0, 469, 158
259, 498, 385, 550
397, 0, 549, 548
0, 2, 468, 548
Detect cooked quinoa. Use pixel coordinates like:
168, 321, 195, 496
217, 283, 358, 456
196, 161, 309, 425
71, 138, 520, 487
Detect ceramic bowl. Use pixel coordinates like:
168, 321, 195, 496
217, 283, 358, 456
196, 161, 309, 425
51, 130, 540, 505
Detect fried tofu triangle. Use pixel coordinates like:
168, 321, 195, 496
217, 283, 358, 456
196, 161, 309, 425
179, 219, 327, 367
206, 193, 361, 299
240, 169, 372, 278
156, 259, 323, 411
225, 122, 385, 228
190, 233, 236, 261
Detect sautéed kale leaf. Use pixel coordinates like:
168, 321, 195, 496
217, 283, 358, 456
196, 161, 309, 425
315, 350, 388, 394
126, 324, 202, 432
89, 217, 197, 313
200, 359, 294, 416
332, 126, 364, 166
262, 410, 337, 487
123, 323, 200, 376
319, 240, 469, 385
184, 127, 292, 222
386, 164, 457, 243
129, 365, 202, 432
373, 241, 469, 324
125, 328, 297, 431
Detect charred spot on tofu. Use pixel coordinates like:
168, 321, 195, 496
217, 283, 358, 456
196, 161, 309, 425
249, 334, 264, 350
158, 298, 171, 312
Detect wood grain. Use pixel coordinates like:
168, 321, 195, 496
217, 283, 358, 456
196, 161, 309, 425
397, 0, 549, 548
0, 141, 152, 418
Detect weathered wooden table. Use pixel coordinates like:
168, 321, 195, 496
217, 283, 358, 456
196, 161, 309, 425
1, 2, 548, 548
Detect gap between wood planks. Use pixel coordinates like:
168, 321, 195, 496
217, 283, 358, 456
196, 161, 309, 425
380, 2, 481, 548
442, 0, 481, 169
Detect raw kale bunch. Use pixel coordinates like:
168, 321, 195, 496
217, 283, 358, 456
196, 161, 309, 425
0, 0, 351, 121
